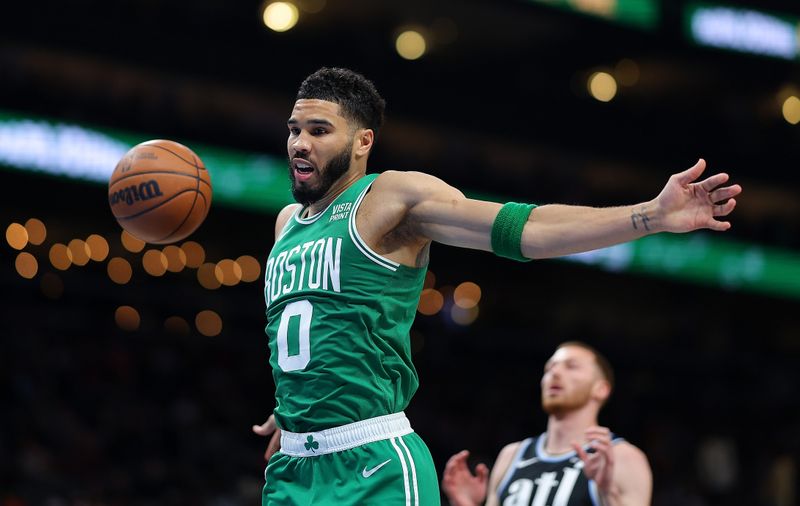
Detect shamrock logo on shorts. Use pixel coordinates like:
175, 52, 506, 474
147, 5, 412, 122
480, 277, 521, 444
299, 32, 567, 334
304, 435, 319, 452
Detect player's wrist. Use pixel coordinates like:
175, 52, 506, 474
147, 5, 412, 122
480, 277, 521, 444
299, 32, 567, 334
630, 199, 662, 235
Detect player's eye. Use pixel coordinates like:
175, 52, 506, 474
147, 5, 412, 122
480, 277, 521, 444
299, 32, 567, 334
312, 128, 328, 135
288, 127, 300, 135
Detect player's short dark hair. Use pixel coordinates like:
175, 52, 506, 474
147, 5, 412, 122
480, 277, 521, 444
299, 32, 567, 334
557, 341, 615, 392
297, 67, 386, 138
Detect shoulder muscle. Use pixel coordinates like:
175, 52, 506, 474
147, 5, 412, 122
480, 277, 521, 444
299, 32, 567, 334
274, 203, 302, 239
486, 441, 522, 506
612, 442, 653, 504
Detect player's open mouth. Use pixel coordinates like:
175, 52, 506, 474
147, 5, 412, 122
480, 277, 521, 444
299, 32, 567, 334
292, 158, 316, 181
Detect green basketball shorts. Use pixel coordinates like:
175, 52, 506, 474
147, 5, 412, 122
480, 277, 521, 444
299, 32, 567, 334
262, 412, 440, 505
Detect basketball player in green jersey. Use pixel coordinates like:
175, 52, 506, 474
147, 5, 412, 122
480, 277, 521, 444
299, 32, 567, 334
442, 342, 652, 506
253, 67, 741, 505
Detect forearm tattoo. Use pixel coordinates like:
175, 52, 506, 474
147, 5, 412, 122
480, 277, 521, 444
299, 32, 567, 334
631, 206, 651, 231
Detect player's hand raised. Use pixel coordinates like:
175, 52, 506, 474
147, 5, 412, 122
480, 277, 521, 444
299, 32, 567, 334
252, 414, 282, 462
573, 426, 614, 493
442, 450, 489, 506
654, 158, 741, 233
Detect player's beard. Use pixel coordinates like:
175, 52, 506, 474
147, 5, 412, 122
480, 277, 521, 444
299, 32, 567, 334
541, 384, 593, 416
288, 140, 353, 207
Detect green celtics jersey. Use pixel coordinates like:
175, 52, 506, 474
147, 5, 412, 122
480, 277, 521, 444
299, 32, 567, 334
264, 173, 426, 433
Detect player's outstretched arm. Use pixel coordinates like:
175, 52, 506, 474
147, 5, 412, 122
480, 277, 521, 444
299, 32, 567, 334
376, 159, 741, 260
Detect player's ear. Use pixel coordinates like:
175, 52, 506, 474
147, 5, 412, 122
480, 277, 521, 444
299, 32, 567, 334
592, 379, 611, 404
354, 128, 374, 157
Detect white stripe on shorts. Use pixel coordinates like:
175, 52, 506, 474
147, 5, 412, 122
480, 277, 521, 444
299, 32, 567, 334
397, 436, 419, 506
390, 437, 412, 506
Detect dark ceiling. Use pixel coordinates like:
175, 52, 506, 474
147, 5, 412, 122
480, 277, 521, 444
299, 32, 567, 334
2, 0, 800, 247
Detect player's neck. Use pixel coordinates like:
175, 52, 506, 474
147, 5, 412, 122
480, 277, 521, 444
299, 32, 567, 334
544, 405, 599, 455
305, 167, 365, 216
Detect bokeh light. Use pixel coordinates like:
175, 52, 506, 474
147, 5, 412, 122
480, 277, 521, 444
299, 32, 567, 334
15, 252, 38, 279
164, 316, 191, 336
588, 71, 618, 102
107, 257, 133, 284
396, 30, 427, 60
86, 234, 110, 262
163, 245, 187, 273
181, 241, 205, 268
115, 305, 140, 331
49, 243, 72, 271
782, 96, 800, 125
24, 218, 46, 245
263, 2, 299, 32
121, 230, 145, 253
197, 262, 222, 290
6, 223, 28, 250
142, 249, 168, 276
417, 288, 444, 315
236, 255, 261, 282
451, 304, 479, 325
215, 259, 242, 286
195, 310, 223, 337
68, 239, 91, 266
423, 270, 436, 289
454, 281, 481, 309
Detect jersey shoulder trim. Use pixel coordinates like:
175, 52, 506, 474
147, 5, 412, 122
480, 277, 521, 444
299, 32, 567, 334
348, 181, 401, 272
496, 437, 534, 498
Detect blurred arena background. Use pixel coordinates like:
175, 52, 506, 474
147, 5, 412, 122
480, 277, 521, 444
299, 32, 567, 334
1, 0, 799, 504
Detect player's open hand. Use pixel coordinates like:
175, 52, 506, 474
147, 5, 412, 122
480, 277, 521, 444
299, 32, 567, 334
654, 159, 742, 233
573, 426, 614, 493
252, 414, 281, 462
442, 450, 489, 506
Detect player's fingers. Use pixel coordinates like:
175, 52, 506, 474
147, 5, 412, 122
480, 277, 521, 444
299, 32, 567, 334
252, 424, 271, 435
572, 442, 589, 462
698, 172, 729, 192
714, 199, 736, 217
476, 463, 490, 482
252, 415, 276, 435
589, 439, 612, 455
710, 185, 741, 203
264, 428, 282, 461
674, 159, 706, 185
444, 451, 469, 473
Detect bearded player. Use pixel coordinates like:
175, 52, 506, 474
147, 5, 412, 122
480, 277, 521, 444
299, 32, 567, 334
252, 67, 739, 505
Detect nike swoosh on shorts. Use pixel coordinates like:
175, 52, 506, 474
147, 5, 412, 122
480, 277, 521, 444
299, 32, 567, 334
362, 459, 392, 478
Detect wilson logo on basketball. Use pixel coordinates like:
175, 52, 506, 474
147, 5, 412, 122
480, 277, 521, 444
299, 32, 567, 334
109, 180, 165, 206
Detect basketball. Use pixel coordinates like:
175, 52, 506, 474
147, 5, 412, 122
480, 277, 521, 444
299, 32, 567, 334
108, 139, 212, 244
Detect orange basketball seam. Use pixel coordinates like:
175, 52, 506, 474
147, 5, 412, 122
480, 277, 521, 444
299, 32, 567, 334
158, 152, 204, 243
109, 171, 212, 188
148, 143, 207, 171
115, 189, 206, 221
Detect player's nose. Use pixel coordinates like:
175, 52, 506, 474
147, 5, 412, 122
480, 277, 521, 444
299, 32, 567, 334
290, 132, 312, 154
